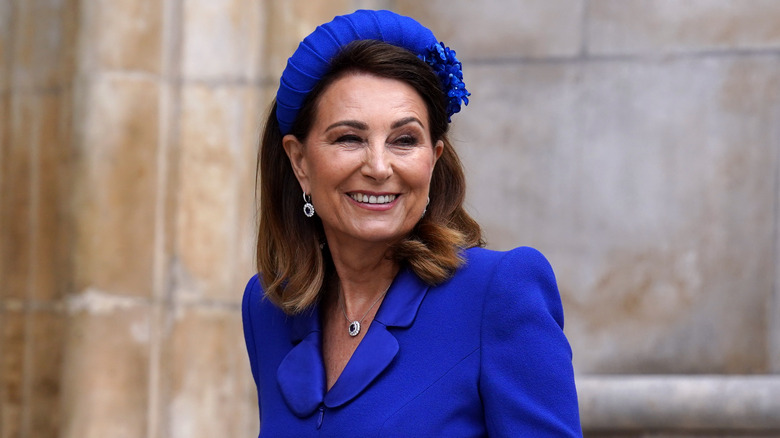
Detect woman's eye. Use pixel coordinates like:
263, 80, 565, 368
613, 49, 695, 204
335, 134, 362, 143
394, 135, 418, 146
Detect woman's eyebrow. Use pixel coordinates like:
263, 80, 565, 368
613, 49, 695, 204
325, 120, 368, 131
391, 116, 423, 129
325, 117, 423, 132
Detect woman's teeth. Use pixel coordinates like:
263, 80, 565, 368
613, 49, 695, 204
349, 193, 397, 204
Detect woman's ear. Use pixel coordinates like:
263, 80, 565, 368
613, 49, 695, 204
433, 139, 444, 164
282, 134, 310, 193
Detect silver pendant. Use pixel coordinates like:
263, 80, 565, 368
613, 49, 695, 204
348, 321, 360, 337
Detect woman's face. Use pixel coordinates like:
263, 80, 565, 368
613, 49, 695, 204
284, 73, 443, 250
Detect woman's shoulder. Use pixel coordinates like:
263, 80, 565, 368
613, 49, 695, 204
242, 274, 262, 308
460, 246, 555, 279
242, 274, 285, 321
458, 245, 562, 326
467, 247, 579, 435
241, 273, 298, 352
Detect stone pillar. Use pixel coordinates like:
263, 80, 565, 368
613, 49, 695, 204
59, 0, 164, 435
54, 0, 266, 436
158, 0, 264, 436
0, 0, 76, 437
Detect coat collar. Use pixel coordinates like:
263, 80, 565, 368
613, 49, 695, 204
277, 265, 430, 417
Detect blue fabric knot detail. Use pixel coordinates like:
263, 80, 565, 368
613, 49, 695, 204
419, 42, 471, 121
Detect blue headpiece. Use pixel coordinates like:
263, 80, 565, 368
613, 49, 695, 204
276, 9, 470, 135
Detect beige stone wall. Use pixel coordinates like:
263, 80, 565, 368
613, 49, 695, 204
1, 0, 779, 437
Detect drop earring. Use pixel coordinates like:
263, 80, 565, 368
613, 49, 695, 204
303, 193, 315, 217
421, 197, 430, 218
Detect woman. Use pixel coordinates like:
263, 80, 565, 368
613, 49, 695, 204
242, 9, 581, 437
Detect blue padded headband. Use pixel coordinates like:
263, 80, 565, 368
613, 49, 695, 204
276, 9, 469, 135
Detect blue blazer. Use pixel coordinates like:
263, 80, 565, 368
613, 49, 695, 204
242, 246, 582, 437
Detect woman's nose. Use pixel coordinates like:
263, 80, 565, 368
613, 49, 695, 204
361, 143, 393, 181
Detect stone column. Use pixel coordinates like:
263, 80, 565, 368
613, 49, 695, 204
0, 1, 76, 437
156, 0, 263, 436
54, 0, 266, 436
58, 0, 164, 436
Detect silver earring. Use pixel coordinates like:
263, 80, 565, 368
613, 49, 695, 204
421, 197, 430, 218
303, 193, 315, 217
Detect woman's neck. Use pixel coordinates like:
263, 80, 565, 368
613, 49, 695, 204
326, 238, 399, 312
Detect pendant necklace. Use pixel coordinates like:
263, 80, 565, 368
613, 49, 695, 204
339, 282, 391, 337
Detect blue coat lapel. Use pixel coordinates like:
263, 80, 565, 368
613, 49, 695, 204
277, 307, 325, 417
373, 265, 430, 329
277, 266, 430, 416
324, 322, 399, 407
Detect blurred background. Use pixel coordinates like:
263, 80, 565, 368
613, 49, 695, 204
1, 0, 779, 437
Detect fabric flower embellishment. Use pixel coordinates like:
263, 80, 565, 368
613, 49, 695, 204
419, 42, 471, 121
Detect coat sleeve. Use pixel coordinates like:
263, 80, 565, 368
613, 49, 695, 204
479, 247, 582, 437
241, 275, 262, 423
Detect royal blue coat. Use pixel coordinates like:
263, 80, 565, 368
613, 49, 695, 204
242, 246, 582, 437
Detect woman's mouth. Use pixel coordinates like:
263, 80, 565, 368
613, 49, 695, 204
348, 193, 398, 204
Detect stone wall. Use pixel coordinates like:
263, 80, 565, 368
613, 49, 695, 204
1, 1, 778, 437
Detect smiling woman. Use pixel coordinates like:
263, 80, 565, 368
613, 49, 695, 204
258, 38, 476, 315
242, 9, 582, 437
283, 73, 443, 253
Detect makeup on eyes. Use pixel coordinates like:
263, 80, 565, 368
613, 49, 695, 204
323, 114, 429, 150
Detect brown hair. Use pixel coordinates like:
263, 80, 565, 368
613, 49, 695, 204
256, 40, 483, 315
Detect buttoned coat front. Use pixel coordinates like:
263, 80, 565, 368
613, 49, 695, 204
242, 246, 582, 437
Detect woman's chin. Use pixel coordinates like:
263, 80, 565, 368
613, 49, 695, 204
328, 221, 415, 246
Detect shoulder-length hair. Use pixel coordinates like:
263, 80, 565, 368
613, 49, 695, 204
256, 40, 483, 315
